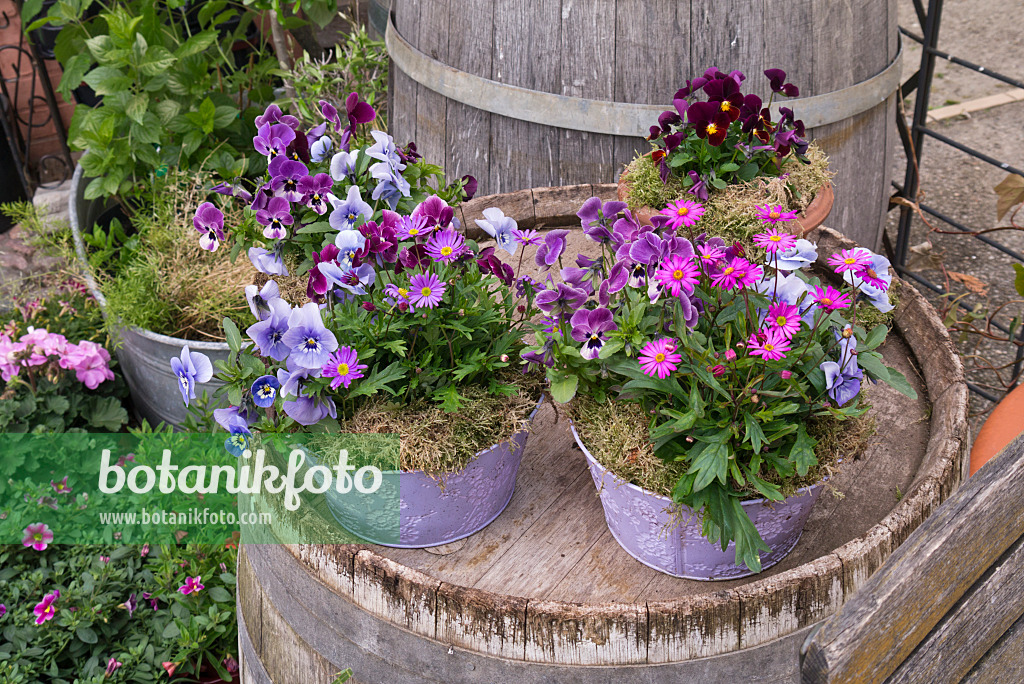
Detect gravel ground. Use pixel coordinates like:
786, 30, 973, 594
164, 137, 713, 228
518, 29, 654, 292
892, 0, 1024, 423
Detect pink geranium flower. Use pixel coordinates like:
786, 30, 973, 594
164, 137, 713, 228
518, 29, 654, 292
179, 576, 204, 595
33, 590, 59, 625
827, 248, 872, 273
22, 522, 53, 551
638, 338, 682, 379
753, 228, 797, 253
59, 340, 115, 389
747, 328, 792, 361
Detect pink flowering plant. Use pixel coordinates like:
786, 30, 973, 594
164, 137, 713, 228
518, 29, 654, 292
523, 198, 916, 571
644, 67, 809, 199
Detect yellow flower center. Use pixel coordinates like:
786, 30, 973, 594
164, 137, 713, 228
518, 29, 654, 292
706, 123, 719, 135
655, 353, 666, 363
866, 268, 878, 279
337, 363, 350, 376
769, 235, 782, 242
720, 101, 733, 112
305, 337, 318, 349
776, 316, 787, 326
409, 228, 419, 235
35, 533, 43, 541
590, 334, 599, 340
764, 343, 775, 351
673, 269, 684, 280
398, 288, 408, 297
723, 267, 735, 275
421, 287, 432, 297
677, 206, 689, 216
820, 297, 832, 306
844, 257, 856, 264
769, 211, 780, 219
440, 246, 453, 256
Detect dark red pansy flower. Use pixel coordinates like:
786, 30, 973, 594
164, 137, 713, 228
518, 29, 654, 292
647, 125, 662, 141
651, 149, 666, 163
687, 101, 730, 146
716, 93, 744, 123
664, 132, 683, 153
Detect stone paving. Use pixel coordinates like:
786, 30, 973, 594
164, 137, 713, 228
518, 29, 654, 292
0, 180, 73, 311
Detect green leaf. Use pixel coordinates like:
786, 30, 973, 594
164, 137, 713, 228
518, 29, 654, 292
743, 413, 766, 454
719, 162, 740, 172
598, 339, 623, 360
198, 97, 216, 134
86, 397, 129, 431
139, 46, 176, 77
688, 438, 730, 492
175, 30, 218, 59
788, 424, 817, 477
332, 670, 354, 684
206, 586, 233, 603
1013, 263, 1024, 297
347, 363, 406, 399
435, 385, 464, 412
883, 366, 918, 400
738, 162, 759, 181
857, 351, 890, 383
161, 622, 180, 639
223, 317, 242, 353
548, 372, 578, 404
82, 66, 132, 96
125, 93, 149, 125
75, 626, 98, 644
861, 324, 888, 351
296, 221, 334, 234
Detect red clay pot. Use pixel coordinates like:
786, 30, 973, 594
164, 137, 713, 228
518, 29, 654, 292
616, 160, 833, 237
969, 382, 1024, 476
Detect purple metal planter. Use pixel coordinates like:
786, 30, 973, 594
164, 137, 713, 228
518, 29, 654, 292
326, 399, 542, 548
571, 425, 823, 580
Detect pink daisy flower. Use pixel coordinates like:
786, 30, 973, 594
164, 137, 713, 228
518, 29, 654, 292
654, 255, 701, 297
827, 248, 872, 273
322, 346, 368, 389
22, 522, 53, 551
755, 204, 798, 223
853, 263, 890, 292
712, 257, 750, 290
747, 328, 792, 361
408, 273, 446, 309
33, 590, 59, 625
425, 228, 467, 263
811, 285, 853, 311
753, 228, 797, 253
696, 243, 725, 267
512, 228, 541, 246
395, 215, 433, 241
638, 338, 682, 379
659, 199, 705, 231
766, 302, 802, 338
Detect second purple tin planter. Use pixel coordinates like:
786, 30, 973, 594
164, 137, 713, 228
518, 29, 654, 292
571, 424, 823, 580
323, 398, 542, 548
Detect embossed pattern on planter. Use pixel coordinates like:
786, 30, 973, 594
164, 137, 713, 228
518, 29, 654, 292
324, 401, 541, 548
572, 425, 823, 580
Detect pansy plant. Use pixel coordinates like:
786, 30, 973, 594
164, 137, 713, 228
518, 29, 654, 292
522, 197, 917, 572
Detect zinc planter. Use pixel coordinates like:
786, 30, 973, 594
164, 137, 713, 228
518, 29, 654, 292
312, 398, 543, 548
68, 164, 230, 429
571, 424, 824, 580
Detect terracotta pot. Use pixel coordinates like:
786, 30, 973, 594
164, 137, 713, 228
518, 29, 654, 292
969, 382, 1024, 476
616, 157, 834, 237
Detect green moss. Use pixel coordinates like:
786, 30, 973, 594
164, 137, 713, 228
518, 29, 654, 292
622, 144, 833, 245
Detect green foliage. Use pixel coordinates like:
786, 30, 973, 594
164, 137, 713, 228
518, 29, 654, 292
0, 543, 239, 683
45, 0, 280, 202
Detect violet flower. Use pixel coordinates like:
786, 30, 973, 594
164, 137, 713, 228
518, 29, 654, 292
844, 252, 894, 313
329, 186, 373, 232
310, 135, 333, 163
320, 99, 342, 132
210, 180, 253, 203
577, 197, 627, 244
687, 101, 730, 146
214, 403, 258, 432
686, 170, 709, 201
248, 246, 289, 276
276, 355, 321, 399
299, 173, 336, 215
475, 207, 518, 255
413, 195, 455, 229
244, 280, 280, 320
535, 283, 587, 317
770, 239, 818, 271
534, 229, 570, 269
255, 196, 293, 240
280, 303, 339, 369
344, 92, 377, 129
334, 227, 368, 269
283, 391, 337, 426
255, 103, 299, 130
105, 658, 123, 677
330, 149, 360, 181
251, 375, 280, 408
322, 346, 367, 389
253, 122, 295, 159
268, 157, 308, 203
821, 361, 863, 406
193, 202, 225, 251
170, 346, 213, 406
319, 262, 376, 296
570, 307, 617, 360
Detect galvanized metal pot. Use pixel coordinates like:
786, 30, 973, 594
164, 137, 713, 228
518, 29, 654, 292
68, 164, 230, 429
312, 398, 543, 548
571, 423, 823, 580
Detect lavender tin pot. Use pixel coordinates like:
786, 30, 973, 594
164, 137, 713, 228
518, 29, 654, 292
571, 424, 823, 580
320, 398, 543, 548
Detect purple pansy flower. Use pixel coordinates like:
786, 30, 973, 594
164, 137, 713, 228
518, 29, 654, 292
319, 262, 376, 296
248, 246, 289, 276
534, 229, 570, 269
570, 307, 618, 360
334, 226, 368, 269
255, 196, 293, 240
214, 404, 258, 432
253, 122, 295, 159
307, 244, 341, 301
412, 195, 455, 229
770, 238, 818, 271
330, 185, 373, 232
255, 103, 299, 130
299, 173, 335, 215
344, 92, 376, 129
170, 346, 213, 407
276, 355, 321, 399
475, 207, 518, 255
282, 390, 337, 426
821, 361, 863, 406
268, 157, 308, 203
280, 303, 338, 369
210, 181, 253, 203
251, 375, 280, 408
535, 282, 588, 317
193, 202, 225, 252
577, 197, 627, 244
244, 280, 280, 320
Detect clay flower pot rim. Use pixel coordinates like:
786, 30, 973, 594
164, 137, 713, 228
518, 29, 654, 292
616, 156, 833, 236
969, 382, 1024, 476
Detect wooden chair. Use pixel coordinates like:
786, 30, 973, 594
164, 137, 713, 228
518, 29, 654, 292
800, 431, 1024, 683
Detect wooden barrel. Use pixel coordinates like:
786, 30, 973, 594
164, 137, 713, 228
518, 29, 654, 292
385, 0, 900, 250
237, 188, 968, 684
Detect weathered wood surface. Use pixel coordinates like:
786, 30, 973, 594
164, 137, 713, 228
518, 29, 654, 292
389, 0, 899, 249
800, 433, 1024, 684
238, 226, 968, 684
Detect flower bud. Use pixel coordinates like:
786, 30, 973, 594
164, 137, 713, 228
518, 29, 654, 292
780, 370, 793, 379
500, 354, 510, 362
362, 302, 377, 312
725, 349, 737, 361
398, 301, 409, 312
711, 364, 726, 377
517, 305, 527, 314
751, 394, 759, 403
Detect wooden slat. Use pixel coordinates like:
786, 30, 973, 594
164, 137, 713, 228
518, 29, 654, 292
412, 0, 448, 172
647, 592, 742, 661
444, 0, 493, 189
961, 612, 1024, 684
801, 432, 1024, 684
523, 601, 647, 665
885, 533, 1024, 684
690, 0, 765, 92
389, 0, 420, 148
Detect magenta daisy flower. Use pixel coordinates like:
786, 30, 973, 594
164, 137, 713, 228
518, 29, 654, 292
712, 257, 761, 291
322, 346, 368, 389
659, 199, 706, 230
753, 228, 797, 253
654, 255, 701, 297
408, 273, 446, 309
853, 263, 890, 292
512, 228, 541, 246
811, 285, 853, 311
22, 522, 53, 551
425, 228, 467, 263
755, 204, 798, 223
396, 215, 432, 241
696, 243, 725, 266
766, 302, 801, 338
827, 248, 872, 273
638, 338, 682, 379
746, 328, 792, 361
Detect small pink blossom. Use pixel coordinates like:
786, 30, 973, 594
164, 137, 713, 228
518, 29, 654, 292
766, 302, 802, 339
755, 204, 798, 224
0, 604, 6, 617
59, 340, 115, 389
33, 590, 59, 625
179, 576, 204, 595
724, 349, 737, 361
811, 285, 853, 311
140, 543, 150, 558
827, 248, 872, 273
746, 328, 792, 361
104, 657, 122, 677
780, 370, 793, 379
659, 199, 706, 230
710, 364, 726, 377
753, 228, 797, 253
22, 522, 53, 551
654, 255, 701, 297
51, 476, 71, 494
100, 556, 110, 563
638, 338, 682, 379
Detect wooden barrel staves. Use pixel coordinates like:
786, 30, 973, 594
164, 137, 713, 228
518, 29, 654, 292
385, 0, 900, 250
236, 188, 969, 684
